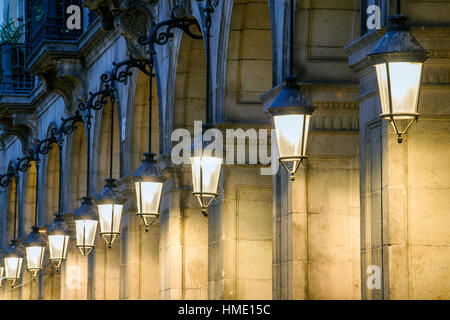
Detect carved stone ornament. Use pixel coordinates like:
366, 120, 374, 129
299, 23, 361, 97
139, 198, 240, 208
114, 8, 151, 58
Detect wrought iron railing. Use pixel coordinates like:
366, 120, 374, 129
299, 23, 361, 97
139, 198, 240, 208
0, 43, 35, 95
26, 0, 84, 51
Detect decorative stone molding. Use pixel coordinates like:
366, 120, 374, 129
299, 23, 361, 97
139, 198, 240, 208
39, 59, 87, 114
0, 120, 33, 154
114, 8, 151, 58
84, 0, 119, 30
85, 0, 158, 57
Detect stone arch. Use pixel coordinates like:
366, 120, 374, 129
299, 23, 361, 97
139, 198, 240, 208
162, 29, 210, 299
173, 33, 207, 132
92, 97, 121, 300
223, 0, 273, 122
130, 70, 159, 172
6, 162, 16, 243
118, 68, 161, 299
24, 161, 36, 235
69, 122, 87, 210
61, 120, 88, 300
43, 123, 60, 225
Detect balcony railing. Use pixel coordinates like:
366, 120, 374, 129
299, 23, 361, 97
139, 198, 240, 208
27, 0, 84, 51
0, 43, 35, 95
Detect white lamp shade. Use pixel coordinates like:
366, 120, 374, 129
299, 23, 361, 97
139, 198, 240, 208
98, 204, 123, 245
75, 219, 98, 256
135, 181, 163, 215
375, 62, 423, 119
190, 156, 222, 196
135, 181, 163, 227
25, 246, 45, 277
0, 266, 4, 286
190, 156, 222, 212
48, 235, 69, 268
273, 114, 310, 159
4, 257, 23, 283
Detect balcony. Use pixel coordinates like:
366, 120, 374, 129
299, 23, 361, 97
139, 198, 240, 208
27, 0, 84, 50
0, 43, 35, 95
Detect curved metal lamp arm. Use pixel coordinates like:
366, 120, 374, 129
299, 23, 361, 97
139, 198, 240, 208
78, 85, 116, 114
103, 58, 152, 86
59, 110, 84, 138
139, 16, 202, 49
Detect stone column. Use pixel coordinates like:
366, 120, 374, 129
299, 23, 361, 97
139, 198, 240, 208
60, 213, 89, 300
208, 165, 273, 300
158, 156, 209, 300
117, 177, 159, 300
261, 83, 361, 300
346, 27, 450, 300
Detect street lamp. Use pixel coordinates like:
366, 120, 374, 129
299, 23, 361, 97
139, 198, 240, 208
190, 132, 222, 216
133, 153, 164, 231
367, 0, 429, 143
46, 213, 70, 270
23, 226, 46, 278
3, 240, 24, 287
0, 257, 4, 287
96, 178, 125, 248
74, 197, 98, 256
131, 47, 164, 232
268, 77, 315, 180
266, 0, 315, 180
24, 159, 47, 279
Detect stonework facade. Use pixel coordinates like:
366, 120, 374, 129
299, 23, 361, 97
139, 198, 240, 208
0, 0, 448, 300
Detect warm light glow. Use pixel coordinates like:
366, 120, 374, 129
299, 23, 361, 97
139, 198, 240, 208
75, 219, 98, 255
273, 114, 310, 158
4, 257, 23, 282
135, 182, 163, 215
26, 246, 45, 277
98, 204, 123, 244
48, 235, 69, 268
375, 62, 423, 119
0, 266, 4, 286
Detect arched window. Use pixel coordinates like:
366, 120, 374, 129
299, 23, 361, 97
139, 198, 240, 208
46, 144, 59, 223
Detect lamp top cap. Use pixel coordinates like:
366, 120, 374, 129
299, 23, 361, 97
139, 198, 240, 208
4, 240, 23, 259
95, 178, 125, 205
73, 196, 99, 220
368, 15, 429, 64
132, 153, 164, 183
47, 214, 70, 236
267, 76, 315, 116
23, 226, 47, 248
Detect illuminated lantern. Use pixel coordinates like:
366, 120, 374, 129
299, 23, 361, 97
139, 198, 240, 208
133, 153, 164, 232
23, 226, 46, 278
73, 197, 98, 256
267, 77, 315, 180
190, 133, 222, 216
368, 14, 428, 143
96, 179, 125, 248
46, 213, 70, 270
3, 240, 24, 287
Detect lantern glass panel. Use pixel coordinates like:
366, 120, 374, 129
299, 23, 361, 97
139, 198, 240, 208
4, 257, 22, 280
273, 114, 310, 158
135, 182, 163, 215
75, 219, 98, 252
190, 156, 222, 195
98, 204, 123, 234
375, 62, 423, 119
26, 246, 45, 272
48, 235, 69, 261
